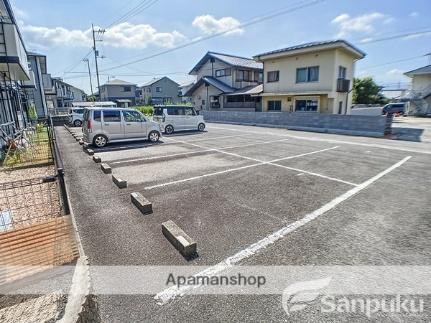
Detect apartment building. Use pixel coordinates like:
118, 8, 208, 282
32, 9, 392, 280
254, 40, 366, 114
0, 0, 31, 146
140, 76, 180, 105
43, 76, 87, 114
185, 52, 263, 111
404, 65, 431, 115
25, 51, 48, 118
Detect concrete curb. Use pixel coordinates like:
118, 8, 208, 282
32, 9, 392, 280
93, 155, 101, 163
131, 192, 153, 214
100, 163, 112, 174
112, 175, 127, 189
79, 140, 84, 145
86, 149, 94, 156
162, 220, 197, 258
56, 126, 101, 323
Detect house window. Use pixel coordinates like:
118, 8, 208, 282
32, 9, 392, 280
215, 68, 231, 77
267, 71, 279, 82
146, 88, 151, 93
236, 70, 252, 82
295, 99, 318, 112
267, 100, 282, 111
254, 71, 263, 83
296, 66, 319, 83
123, 86, 131, 92
156, 87, 162, 93
338, 66, 347, 79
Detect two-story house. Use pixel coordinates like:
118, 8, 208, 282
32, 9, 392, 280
184, 52, 263, 111
140, 76, 180, 105
99, 79, 137, 107
404, 65, 431, 115
254, 40, 366, 114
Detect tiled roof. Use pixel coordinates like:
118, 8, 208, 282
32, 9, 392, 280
404, 65, 431, 77
104, 79, 136, 86
254, 40, 366, 59
184, 76, 235, 97
190, 52, 262, 74
227, 84, 263, 96
141, 77, 163, 86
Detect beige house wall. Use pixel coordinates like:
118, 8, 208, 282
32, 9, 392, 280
412, 75, 431, 93
263, 50, 336, 93
191, 84, 223, 110
261, 47, 360, 114
262, 95, 329, 113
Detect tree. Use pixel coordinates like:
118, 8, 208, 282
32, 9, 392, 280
352, 77, 388, 105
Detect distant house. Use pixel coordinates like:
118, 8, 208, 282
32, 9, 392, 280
99, 79, 137, 107
404, 65, 431, 115
140, 77, 180, 105
254, 40, 366, 114
179, 82, 194, 103
185, 52, 263, 111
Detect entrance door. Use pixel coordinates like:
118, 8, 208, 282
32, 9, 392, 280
102, 110, 123, 140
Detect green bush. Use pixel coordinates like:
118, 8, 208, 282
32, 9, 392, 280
134, 105, 154, 116
28, 104, 38, 122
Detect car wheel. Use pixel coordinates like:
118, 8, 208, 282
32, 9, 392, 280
165, 125, 174, 135
93, 134, 108, 148
73, 119, 82, 127
148, 131, 160, 143
198, 123, 205, 132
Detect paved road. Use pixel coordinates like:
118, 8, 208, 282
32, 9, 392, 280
58, 124, 431, 322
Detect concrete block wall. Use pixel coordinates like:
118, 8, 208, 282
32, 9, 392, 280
202, 111, 391, 137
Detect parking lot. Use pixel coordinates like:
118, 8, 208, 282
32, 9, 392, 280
59, 123, 431, 321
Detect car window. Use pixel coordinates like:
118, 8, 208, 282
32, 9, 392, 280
167, 107, 178, 115
75, 109, 84, 114
103, 110, 121, 122
93, 110, 101, 122
153, 107, 164, 116
184, 107, 195, 116
123, 110, 143, 122
176, 107, 185, 115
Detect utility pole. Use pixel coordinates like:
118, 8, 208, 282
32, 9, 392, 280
92, 23, 105, 100
83, 58, 94, 96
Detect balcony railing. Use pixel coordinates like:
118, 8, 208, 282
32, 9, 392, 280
337, 78, 350, 92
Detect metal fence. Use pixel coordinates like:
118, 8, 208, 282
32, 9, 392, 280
0, 118, 70, 232
0, 176, 61, 231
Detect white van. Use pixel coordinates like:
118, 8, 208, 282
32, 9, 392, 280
68, 107, 85, 127
153, 105, 206, 135
82, 108, 162, 148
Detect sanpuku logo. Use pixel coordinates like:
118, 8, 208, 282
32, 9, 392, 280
282, 277, 332, 315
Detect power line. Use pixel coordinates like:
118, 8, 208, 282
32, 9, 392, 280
360, 55, 427, 70
100, 0, 326, 72
105, 0, 159, 29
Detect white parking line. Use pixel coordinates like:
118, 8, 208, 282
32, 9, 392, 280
144, 146, 343, 190
111, 138, 291, 165
110, 149, 215, 165
209, 125, 431, 155
154, 156, 412, 305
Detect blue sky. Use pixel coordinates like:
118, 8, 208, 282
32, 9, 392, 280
11, 0, 431, 94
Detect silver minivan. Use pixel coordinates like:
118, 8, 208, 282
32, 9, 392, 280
153, 105, 206, 135
82, 108, 162, 148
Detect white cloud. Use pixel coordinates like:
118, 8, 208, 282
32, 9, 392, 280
12, 5, 27, 18
409, 12, 419, 18
387, 69, 404, 76
331, 12, 388, 37
192, 15, 243, 36
20, 22, 186, 49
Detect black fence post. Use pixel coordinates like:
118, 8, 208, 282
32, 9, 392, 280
49, 115, 71, 215
57, 167, 70, 215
